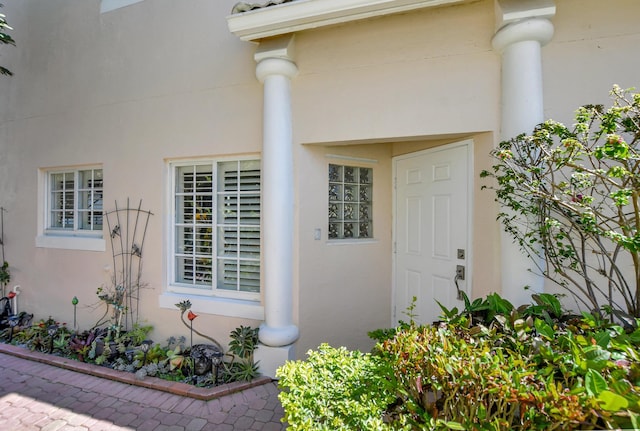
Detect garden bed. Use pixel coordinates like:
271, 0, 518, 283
0, 343, 272, 401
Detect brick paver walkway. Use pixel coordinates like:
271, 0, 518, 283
0, 352, 286, 430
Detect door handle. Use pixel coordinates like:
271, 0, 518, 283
454, 265, 465, 301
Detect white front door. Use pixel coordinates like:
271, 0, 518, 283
393, 140, 472, 325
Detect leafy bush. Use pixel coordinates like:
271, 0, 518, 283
277, 344, 395, 430
481, 85, 640, 317
278, 294, 640, 430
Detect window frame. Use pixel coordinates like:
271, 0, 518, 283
36, 165, 106, 252
328, 162, 374, 241
166, 157, 262, 303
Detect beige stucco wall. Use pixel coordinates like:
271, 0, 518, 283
0, 0, 264, 346
0, 0, 639, 359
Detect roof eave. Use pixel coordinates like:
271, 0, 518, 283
227, 0, 470, 42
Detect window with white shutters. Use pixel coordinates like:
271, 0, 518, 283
48, 168, 104, 234
171, 159, 261, 299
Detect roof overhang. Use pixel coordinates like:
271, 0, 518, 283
227, 0, 471, 42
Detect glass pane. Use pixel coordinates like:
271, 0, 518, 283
63, 211, 74, 229
238, 160, 261, 191
359, 167, 372, 184
216, 259, 260, 292
51, 191, 64, 210
218, 227, 238, 258
344, 203, 356, 221
327, 164, 373, 239
343, 223, 355, 238
329, 164, 342, 182
218, 194, 237, 224
359, 204, 371, 221
64, 191, 74, 209
93, 190, 103, 212
239, 261, 260, 292
195, 195, 213, 224
359, 222, 372, 238
78, 190, 90, 211
360, 185, 371, 202
238, 227, 260, 258
50, 211, 63, 228
239, 194, 260, 225
176, 226, 194, 254
195, 227, 214, 255
175, 257, 212, 287
176, 165, 213, 193
78, 210, 102, 231
329, 223, 341, 239
92, 213, 103, 231
344, 185, 356, 202
344, 166, 356, 183
328, 203, 341, 220
218, 161, 239, 192
176, 195, 194, 224
217, 259, 237, 291
329, 184, 341, 202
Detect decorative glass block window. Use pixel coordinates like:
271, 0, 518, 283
47, 168, 103, 233
328, 164, 373, 239
172, 159, 260, 298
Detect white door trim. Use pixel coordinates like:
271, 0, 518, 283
391, 139, 474, 325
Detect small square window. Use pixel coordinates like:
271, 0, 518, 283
47, 168, 103, 234
36, 166, 105, 251
328, 164, 373, 239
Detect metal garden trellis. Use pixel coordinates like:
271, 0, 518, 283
103, 199, 153, 335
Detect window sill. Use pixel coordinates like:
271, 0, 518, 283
35, 235, 106, 252
159, 292, 264, 321
326, 239, 379, 245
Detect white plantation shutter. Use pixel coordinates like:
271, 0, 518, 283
173, 159, 260, 296
175, 164, 214, 288
217, 161, 261, 293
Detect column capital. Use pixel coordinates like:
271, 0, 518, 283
256, 57, 298, 83
254, 34, 297, 83
494, 0, 555, 31
492, 17, 554, 53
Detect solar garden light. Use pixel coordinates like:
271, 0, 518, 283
7, 314, 19, 343
139, 339, 153, 365
47, 324, 58, 353
211, 350, 224, 385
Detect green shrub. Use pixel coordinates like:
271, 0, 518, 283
278, 294, 640, 430
277, 344, 395, 430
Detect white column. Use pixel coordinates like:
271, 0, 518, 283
492, 10, 554, 306
255, 40, 299, 349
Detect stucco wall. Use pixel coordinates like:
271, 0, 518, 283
1, 0, 639, 360
0, 0, 263, 346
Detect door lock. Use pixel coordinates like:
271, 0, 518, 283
455, 265, 465, 280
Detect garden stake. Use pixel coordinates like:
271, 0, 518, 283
72, 296, 78, 331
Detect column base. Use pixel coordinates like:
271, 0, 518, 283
255, 343, 297, 379
258, 323, 299, 347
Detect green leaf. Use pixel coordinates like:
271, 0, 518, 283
585, 369, 608, 397
535, 318, 555, 340
443, 421, 466, 430
598, 390, 629, 411
593, 331, 611, 349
